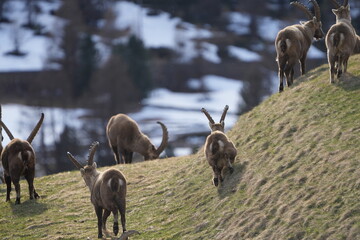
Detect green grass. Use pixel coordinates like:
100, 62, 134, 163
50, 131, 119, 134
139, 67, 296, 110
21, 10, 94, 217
1, 54, 360, 239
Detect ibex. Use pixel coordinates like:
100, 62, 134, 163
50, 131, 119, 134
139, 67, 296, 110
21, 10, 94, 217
275, 0, 324, 92
106, 114, 168, 164
67, 142, 139, 239
0, 112, 44, 204
204, 131, 237, 187
201, 105, 229, 132
325, 0, 360, 83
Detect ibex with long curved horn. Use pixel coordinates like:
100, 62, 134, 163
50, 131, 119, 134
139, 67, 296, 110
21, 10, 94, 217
106, 114, 168, 164
275, 0, 324, 92
67, 142, 139, 239
201, 105, 229, 132
0, 112, 44, 204
325, 0, 360, 83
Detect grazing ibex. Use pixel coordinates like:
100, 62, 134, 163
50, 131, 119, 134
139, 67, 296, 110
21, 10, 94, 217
0, 112, 44, 204
204, 131, 237, 187
325, 0, 360, 83
201, 105, 229, 132
106, 114, 168, 164
275, 0, 324, 92
67, 142, 139, 239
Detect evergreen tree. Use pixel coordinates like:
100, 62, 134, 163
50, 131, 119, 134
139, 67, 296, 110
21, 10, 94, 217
114, 35, 152, 98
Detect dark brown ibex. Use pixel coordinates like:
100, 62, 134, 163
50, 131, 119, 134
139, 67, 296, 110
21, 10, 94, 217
106, 114, 168, 164
204, 131, 237, 187
325, 0, 360, 83
275, 0, 324, 92
0, 112, 44, 204
201, 105, 229, 132
67, 142, 139, 239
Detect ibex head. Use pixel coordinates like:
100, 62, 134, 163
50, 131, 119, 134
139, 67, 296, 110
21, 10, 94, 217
144, 121, 168, 160
201, 105, 229, 132
67, 141, 99, 188
329, 0, 351, 21
291, 0, 324, 40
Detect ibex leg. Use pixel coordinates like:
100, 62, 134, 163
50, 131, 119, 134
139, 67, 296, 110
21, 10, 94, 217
277, 59, 286, 92
5, 175, 11, 202
328, 52, 336, 83
102, 209, 111, 233
95, 206, 103, 238
112, 210, 119, 235
300, 55, 307, 75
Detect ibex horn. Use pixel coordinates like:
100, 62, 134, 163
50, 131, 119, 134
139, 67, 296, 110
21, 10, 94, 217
328, 0, 341, 8
118, 230, 140, 240
343, 0, 348, 7
87, 141, 99, 166
309, 0, 321, 20
291, 1, 313, 20
201, 108, 215, 124
67, 152, 83, 169
220, 105, 229, 123
155, 121, 168, 156
27, 113, 44, 143
0, 120, 14, 140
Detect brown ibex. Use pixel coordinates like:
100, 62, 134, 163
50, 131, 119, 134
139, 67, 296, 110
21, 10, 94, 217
204, 131, 237, 187
67, 142, 139, 239
0, 112, 44, 204
201, 105, 229, 132
325, 0, 360, 83
106, 114, 168, 164
275, 0, 324, 92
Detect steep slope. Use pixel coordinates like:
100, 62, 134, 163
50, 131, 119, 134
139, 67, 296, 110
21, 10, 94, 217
0, 55, 360, 240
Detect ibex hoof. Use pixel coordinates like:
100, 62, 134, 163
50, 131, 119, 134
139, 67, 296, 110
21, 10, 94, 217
97, 233, 103, 239
15, 198, 20, 204
213, 178, 219, 187
34, 192, 40, 199
113, 222, 119, 236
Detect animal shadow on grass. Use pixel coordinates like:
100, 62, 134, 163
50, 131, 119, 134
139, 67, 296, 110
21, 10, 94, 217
10, 199, 48, 217
336, 73, 360, 91
217, 161, 248, 199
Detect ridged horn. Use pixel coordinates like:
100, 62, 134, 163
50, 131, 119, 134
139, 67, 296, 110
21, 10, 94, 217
201, 108, 215, 124
291, 1, 313, 20
27, 113, 44, 143
155, 121, 168, 156
343, 0, 348, 7
118, 230, 140, 240
87, 141, 99, 166
309, 0, 321, 20
67, 152, 83, 169
0, 120, 14, 140
220, 105, 229, 123
328, 0, 341, 8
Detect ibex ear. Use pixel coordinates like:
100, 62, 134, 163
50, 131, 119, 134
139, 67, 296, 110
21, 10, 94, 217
300, 21, 306, 25
92, 162, 97, 168
332, 9, 338, 14
346, 4, 350, 11
80, 168, 85, 175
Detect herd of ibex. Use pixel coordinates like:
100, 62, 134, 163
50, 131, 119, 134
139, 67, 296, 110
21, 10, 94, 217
0, 103, 235, 239
276, 0, 360, 92
0, 0, 359, 238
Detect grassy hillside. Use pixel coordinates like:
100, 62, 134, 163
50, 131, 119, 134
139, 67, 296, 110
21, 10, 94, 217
1, 54, 360, 240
